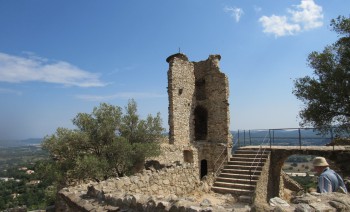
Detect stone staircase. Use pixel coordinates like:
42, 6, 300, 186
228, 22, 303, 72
211, 148, 270, 202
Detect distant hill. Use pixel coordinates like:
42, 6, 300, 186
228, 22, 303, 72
0, 138, 43, 148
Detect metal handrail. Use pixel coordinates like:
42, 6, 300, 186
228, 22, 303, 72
213, 145, 227, 167
215, 155, 228, 177
249, 132, 270, 181
233, 127, 348, 148
213, 142, 230, 177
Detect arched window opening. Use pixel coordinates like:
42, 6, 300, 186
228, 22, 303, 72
200, 159, 208, 179
194, 106, 208, 140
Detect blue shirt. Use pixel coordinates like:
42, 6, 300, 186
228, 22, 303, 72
317, 167, 348, 193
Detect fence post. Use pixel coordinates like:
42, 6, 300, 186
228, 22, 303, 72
244, 130, 246, 146
237, 130, 241, 147
249, 130, 252, 145
269, 129, 272, 148
298, 128, 302, 149
330, 128, 334, 151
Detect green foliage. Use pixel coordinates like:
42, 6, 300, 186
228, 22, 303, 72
291, 175, 317, 192
286, 155, 309, 163
293, 16, 350, 135
43, 99, 164, 184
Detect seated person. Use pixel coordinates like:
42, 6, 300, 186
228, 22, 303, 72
313, 157, 347, 193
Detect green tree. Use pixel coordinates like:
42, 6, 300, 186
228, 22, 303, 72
293, 16, 350, 135
43, 99, 164, 184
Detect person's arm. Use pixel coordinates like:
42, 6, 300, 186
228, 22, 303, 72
318, 175, 333, 193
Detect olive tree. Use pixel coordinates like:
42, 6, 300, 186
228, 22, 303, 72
293, 16, 350, 135
43, 99, 164, 183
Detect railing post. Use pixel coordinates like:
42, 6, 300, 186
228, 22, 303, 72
330, 128, 334, 141
298, 128, 302, 149
244, 130, 246, 146
237, 130, 240, 147
330, 128, 334, 151
269, 129, 272, 148
249, 130, 252, 145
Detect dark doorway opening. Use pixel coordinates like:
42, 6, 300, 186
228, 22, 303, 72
194, 106, 208, 140
200, 159, 208, 179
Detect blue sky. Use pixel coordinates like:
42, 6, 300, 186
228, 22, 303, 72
0, 0, 349, 140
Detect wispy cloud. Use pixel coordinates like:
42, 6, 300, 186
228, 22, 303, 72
0, 88, 22, 95
259, 15, 301, 37
254, 5, 262, 13
259, 0, 323, 37
0, 52, 106, 87
224, 6, 244, 23
76, 92, 167, 101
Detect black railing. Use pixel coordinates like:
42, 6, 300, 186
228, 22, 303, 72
233, 128, 349, 149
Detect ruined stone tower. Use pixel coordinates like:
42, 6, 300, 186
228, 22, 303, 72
166, 53, 231, 179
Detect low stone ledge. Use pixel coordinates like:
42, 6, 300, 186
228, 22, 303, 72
59, 187, 240, 211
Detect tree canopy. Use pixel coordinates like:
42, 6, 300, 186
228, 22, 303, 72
43, 99, 164, 184
293, 16, 350, 135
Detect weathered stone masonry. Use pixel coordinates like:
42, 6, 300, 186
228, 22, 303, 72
167, 53, 231, 178
58, 53, 233, 211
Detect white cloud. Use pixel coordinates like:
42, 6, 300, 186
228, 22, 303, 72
76, 92, 166, 101
259, 15, 301, 37
289, 0, 323, 30
224, 6, 244, 23
259, 0, 323, 37
0, 52, 106, 87
0, 88, 22, 95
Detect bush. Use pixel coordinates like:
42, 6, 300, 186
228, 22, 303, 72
43, 100, 165, 184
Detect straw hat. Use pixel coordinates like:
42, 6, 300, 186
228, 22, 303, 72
313, 157, 329, 167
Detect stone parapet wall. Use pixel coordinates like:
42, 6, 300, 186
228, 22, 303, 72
254, 153, 271, 204
57, 163, 239, 211
149, 141, 186, 165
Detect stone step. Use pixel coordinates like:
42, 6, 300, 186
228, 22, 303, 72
239, 195, 253, 204
212, 147, 270, 200
219, 172, 260, 180
211, 186, 254, 196
215, 177, 258, 185
229, 156, 267, 162
235, 149, 270, 153
234, 149, 270, 155
213, 181, 255, 190
231, 153, 269, 159
227, 161, 265, 167
224, 164, 263, 171
221, 168, 262, 175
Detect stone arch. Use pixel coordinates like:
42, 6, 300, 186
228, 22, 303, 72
200, 159, 208, 179
269, 149, 350, 199
194, 106, 208, 140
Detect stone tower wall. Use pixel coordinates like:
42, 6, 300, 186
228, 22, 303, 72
193, 55, 230, 144
167, 54, 195, 146
167, 53, 230, 176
